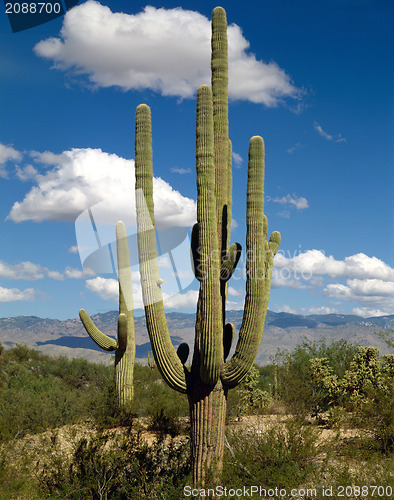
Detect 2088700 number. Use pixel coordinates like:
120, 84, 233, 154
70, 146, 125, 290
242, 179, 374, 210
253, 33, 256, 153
5, 3, 61, 14
337, 485, 393, 497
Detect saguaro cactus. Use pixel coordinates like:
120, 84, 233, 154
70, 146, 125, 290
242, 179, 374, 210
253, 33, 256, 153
135, 7, 280, 484
79, 221, 135, 409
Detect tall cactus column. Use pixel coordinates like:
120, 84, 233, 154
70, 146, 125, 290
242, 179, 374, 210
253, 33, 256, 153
134, 7, 280, 485
79, 221, 135, 409
189, 83, 227, 482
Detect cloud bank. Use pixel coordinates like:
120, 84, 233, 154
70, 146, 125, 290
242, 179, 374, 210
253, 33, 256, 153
273, 250, 394, 316
33, 1, 300, 106
0, 259, 94, 281
0, 286, 36, 302
7, 147, 196, 227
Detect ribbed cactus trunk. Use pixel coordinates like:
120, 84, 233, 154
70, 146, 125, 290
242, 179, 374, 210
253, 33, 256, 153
134, 7, 281, 486
188, 375, 227, 483
79, 221, 136, 409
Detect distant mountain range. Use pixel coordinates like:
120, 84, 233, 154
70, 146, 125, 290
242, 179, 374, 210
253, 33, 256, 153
0, 310, 393, 365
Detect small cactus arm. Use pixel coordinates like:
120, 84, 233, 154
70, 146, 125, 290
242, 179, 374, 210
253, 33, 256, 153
79, 221, 135, 408
134, 6, 280, 485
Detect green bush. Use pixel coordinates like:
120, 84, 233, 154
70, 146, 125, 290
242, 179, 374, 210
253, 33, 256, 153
308, 346, 394, 453
133, 363, 188, 419
274, 338, 360, 416
149, 408, 182, 438
222, 420, 322, 490
236, 364, 272, 416
0, 346, 111, 441
39, 430, 191, 499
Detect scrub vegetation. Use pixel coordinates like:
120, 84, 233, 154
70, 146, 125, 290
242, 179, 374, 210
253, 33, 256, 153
0, 338, 392, 499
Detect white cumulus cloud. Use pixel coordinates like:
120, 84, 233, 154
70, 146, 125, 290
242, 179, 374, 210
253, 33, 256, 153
323, 278, 394, 316
0, 260, 47, 280
0, 259, 95, 281
232, 152, 243, 167
274, 250, 394, 281
85, 276, 119, 301
163, 289, 199, 310
352, 307, 388, 318
7, 147, 196, 226
276, 304, 338, 315
33, 1, 300, 106
0, 286, 36, 302
0, 143, 22, 178
15, 164, 38, 181
85, 274, 198, 311
273, 250, 394, 315
269, 194, 309, 210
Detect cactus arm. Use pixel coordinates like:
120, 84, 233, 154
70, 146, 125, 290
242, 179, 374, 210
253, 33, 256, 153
117, 313, 128, 350
212, 6, 230, 257
220, 242, 242, 281
227, 139, 232, 245
116, 220, 135, 353
269, 231, 281, 255
135, 103, 187, 394
221, 136, 280, 387
192, 223, 241, 283
116, 221, 133, 316
194, 85, 223, 386
80, 220, 135, 407
191, 223, 203, 281
79, 308, 117, 351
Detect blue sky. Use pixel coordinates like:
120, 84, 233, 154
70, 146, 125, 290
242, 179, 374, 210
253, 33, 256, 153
0, 0, 393, 320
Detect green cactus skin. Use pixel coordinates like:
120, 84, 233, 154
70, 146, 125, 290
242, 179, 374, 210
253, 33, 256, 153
79, 221, 135, 409
135, 104, 188, 394
134, 6, 280, 485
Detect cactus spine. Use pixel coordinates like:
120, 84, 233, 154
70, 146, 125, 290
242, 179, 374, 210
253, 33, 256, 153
134, 7, 280, 484
79, 221, 135, 409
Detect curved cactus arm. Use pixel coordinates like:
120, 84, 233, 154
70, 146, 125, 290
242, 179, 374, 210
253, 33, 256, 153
269, 231, 281, 256
221, 136, 280, 387
191, 223, 203, 281
220, 242, 242, 281
194, 85, 222, 386
135, 103, 187, 394
79, 308, 117, 351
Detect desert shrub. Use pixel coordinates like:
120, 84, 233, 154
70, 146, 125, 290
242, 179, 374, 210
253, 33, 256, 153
133, 364, 188, 419
0, 346, 111, 441
236, 365, 272, 416
0, 441, 43, 500
39, 430, 191, 499
222, 419, 322, 490
227, 364, 275, 418
274, 338, 359, 416
308, 347, 394, 453
149, 408, 182, 438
